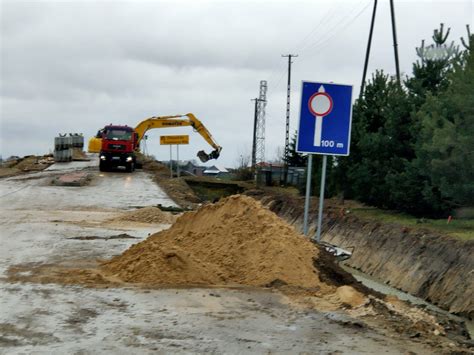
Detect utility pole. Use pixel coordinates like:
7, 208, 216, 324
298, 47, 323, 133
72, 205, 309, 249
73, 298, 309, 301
281, 54, 298, 184
360, 0, 378, 98
389, 0, 401, 83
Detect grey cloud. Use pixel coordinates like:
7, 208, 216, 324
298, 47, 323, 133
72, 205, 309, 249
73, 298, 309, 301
1, 0, 472, 166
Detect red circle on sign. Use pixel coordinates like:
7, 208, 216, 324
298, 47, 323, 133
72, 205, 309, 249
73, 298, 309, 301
308, 92, 333, 117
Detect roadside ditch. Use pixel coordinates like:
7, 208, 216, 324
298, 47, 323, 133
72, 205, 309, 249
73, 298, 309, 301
247, 190, 474, 322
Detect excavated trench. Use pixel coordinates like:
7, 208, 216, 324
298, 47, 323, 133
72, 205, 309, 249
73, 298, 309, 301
249, 192, 474, 321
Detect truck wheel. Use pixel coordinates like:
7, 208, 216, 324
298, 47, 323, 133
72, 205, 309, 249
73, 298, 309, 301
99, 160, 107, 172
126, 162, 134, 173
135, 157, 143, 169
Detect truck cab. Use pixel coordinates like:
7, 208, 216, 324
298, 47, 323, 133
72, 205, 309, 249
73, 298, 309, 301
99, 125, 138, 172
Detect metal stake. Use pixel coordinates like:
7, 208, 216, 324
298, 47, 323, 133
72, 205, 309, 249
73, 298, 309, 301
316, 155, 327, 242
170, 145, 173, 178
177, 145, 180, 178
303, 154, 313, 235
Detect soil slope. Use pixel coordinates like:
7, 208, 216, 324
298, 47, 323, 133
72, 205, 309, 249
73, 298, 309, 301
324, 217, 474, 319
103, 195, 332, 290
250, 191, 474, 319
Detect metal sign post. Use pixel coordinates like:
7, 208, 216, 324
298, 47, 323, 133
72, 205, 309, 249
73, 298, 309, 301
316, 155, 327, 242
169, 145, 173, 178
297, 81, 353, 242
160, 135, 190, 179
177, 145, 180, 178
303, 154, 313, 235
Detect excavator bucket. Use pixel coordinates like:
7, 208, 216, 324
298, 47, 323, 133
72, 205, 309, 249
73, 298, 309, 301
197, 149, 221, 163
197, 150, 211, 163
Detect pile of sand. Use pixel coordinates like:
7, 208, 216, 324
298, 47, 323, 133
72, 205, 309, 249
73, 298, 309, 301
102, 195, 334, 290
108, 207, 176, 224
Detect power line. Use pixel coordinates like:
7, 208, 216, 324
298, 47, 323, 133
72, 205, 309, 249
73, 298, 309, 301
301, 1, 364, 52
293, 3, 338, 53
269, 2, 370, 93
299, 2, 361, 53
303, 1, 371, 54
272, 70, 288, 91
322, 3, 372, 50
268, 4, 350, 92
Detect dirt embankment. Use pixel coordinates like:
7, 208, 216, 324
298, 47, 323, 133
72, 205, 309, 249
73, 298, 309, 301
0, 155, 54, 178
323, 218, 474, 319
140, 156, 251, 209
249, 191, 474, 320
141, 158, 201, 209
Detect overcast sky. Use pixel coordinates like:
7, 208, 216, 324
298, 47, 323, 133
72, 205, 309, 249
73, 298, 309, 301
1, 0, 472, 167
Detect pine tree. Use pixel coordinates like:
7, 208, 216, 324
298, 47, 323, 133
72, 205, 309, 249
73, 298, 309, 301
344, 71, 411, 208
415, 39, 474, 208
406, 23, 460, 108
285, 131, 307, 167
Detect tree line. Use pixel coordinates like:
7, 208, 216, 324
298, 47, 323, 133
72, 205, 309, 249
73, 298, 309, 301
287, 24, 473, 217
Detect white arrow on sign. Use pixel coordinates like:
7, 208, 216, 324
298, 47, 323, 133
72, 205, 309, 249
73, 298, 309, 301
308, 85, 333, 146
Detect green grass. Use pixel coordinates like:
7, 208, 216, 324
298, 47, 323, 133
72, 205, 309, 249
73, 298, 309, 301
350, 207, 474, 241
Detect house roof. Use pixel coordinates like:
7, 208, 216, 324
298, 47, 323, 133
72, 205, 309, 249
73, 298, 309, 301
205, 165, 229, 173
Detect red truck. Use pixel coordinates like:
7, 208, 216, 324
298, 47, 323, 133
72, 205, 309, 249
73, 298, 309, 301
97, 125, 138, 172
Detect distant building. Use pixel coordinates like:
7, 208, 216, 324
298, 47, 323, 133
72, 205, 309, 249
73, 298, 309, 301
203, 165, 229, 177
180, 161, 205, 176
161, 159, 231, 178
161, 160, 206, 177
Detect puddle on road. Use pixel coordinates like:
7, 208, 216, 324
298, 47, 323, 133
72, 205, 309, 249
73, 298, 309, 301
67, 233, 139, 241
5, 260, 122, 287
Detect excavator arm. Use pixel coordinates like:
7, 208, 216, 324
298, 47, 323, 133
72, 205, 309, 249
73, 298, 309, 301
88, 113, 222, 162
134, 113, 222, 162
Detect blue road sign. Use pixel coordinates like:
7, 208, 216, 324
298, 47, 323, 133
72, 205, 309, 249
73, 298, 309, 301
296, 81, 353, 156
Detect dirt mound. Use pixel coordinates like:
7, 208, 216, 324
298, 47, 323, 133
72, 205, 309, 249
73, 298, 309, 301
102, 195, 336, 290
0, 155, 53, 178
108, 207, 176, 224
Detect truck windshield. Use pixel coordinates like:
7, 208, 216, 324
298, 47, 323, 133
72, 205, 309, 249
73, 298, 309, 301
105, 129, 132, 140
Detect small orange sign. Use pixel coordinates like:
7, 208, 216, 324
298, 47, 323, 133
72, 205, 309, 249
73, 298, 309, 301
160, 135, 189, 145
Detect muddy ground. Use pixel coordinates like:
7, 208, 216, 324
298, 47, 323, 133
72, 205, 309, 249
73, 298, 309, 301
0, 158, 471, 353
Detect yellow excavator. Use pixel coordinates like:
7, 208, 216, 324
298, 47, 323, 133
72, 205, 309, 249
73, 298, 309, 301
88, 113, 222, 171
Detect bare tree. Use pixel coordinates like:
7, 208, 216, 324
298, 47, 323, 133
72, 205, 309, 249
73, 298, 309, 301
268, 146, 285, 165
233, 149, 253, 181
